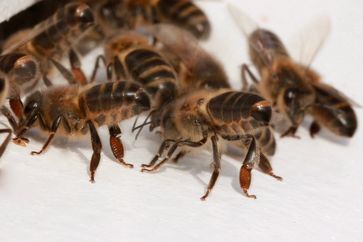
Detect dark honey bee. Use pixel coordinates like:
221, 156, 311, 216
101, 31, 178, 132
141, 89, 281, 200
229, 6, 357, 138
14, 80, 150, 182
3, 2, 95, 86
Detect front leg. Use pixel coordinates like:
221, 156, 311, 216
31, 116, 62, 155
200, 135, 221, 201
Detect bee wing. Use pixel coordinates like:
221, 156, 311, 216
144, 23, 205, 71
289, 16, 331, 68
227, 3, 258, 37
2, 19, 54, 54
312, 81, 361, 107
227, 3, 274, 68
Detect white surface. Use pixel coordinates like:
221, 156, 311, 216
0, 0, 38, 22
1, 1, 362, 242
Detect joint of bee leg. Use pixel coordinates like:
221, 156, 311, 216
269, 172, 283, 181
243, 189, 257, 199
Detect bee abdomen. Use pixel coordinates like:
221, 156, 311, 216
126, 49, 176, 84
207, 91, 265, 123
157, 0, 210, 39
82, 81, 145, 113
32, 3, 94, 57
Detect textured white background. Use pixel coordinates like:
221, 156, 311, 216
0, 0, 362, 241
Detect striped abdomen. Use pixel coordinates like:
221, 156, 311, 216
207, 91, 271, 124
157, 0, 211, 39
80, 81, 150, 127
309, 84, 357, 137
0, 53, 40, 96
124, 48, 177, 108
249, 29, 289, 73
30, 2, 94, 59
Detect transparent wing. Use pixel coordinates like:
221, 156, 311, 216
144, 24, 204, 71
2, 17, 56, 54
289, 16, 331, 67
227, 2, 259, 37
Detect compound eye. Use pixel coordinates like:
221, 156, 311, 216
284, 88, 298, 105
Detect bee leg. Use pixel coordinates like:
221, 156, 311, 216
108, 125, 133, 169
69, 48, 87, 86
88, 121, 102, 183
241, 64, 259, 91
1, 106, 18, 131
50, 59, 77, 85
280, 126, 300, 139
258, 153, 282, 181
9, 97, 24, 120
201, 135, 221, 201
0, 128, 12, 158
13, 106, 43, 146
140, 139, 174, 169
239, 136, 257, 199
90, 55, 112, 82
113, 56, 126, 81
141, 142, 180, 173
31, 116, 62, 155
42, 74, 53, 87
172, 151, 187, 163
309, 121, 320, 138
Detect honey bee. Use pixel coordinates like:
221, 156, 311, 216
101, 30, 178, 132
13, 79, 151, 182
141, 88, 281, 200
229, 5, 357, 138
3, 2, 95, 86
76, 0, 211, 54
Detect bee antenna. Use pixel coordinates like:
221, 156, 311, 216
132, 111, 154, 140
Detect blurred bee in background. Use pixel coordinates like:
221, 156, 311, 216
72, 0, 211, 54
2, 2, 95, 87
137, 25, 280, 200
12, 61, 151, 181
229, 5, 358, 138
145, 24, 228, 94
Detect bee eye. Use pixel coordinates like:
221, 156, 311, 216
284, 88, 298, 105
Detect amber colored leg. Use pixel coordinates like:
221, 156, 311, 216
69, 48, 87, 86
258, 153, 283, 181
9, 98, 24, 120
88, 121, 102, 183
109, 125, 133, 168
31, 116, 62, 155
239, 136, 257, 199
